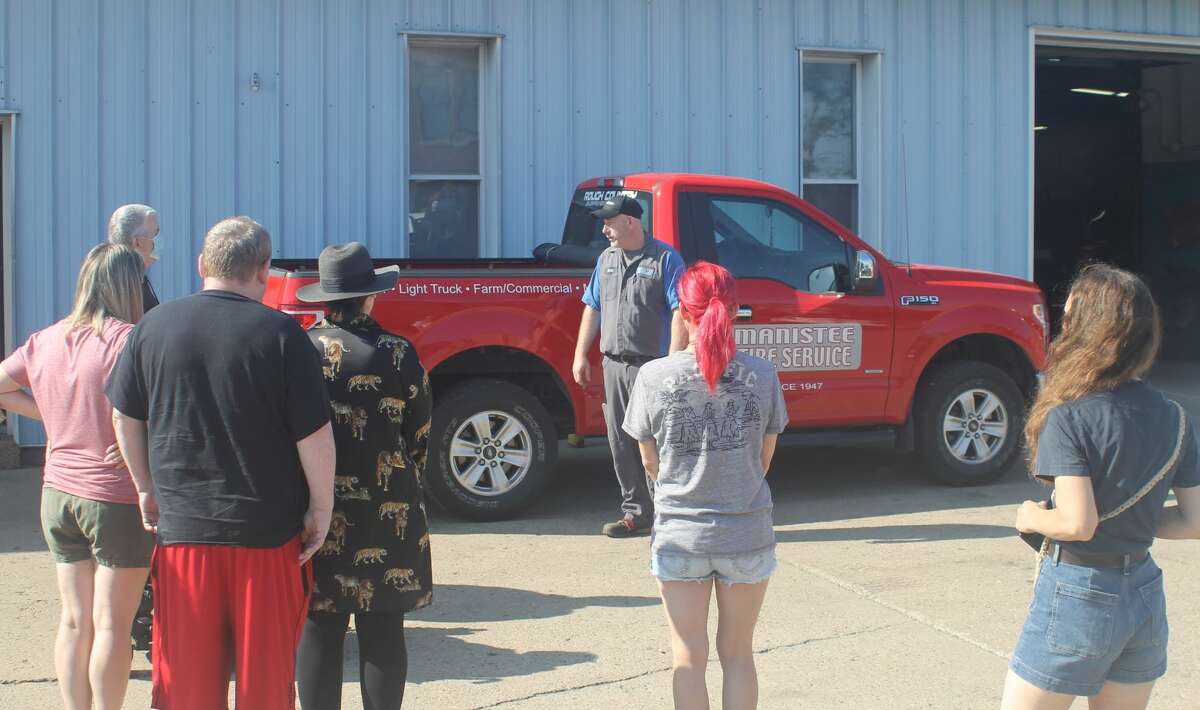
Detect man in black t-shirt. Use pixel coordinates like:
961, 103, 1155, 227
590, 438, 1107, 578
109, 216, 335, 710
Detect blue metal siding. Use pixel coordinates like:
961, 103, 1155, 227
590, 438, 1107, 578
762, 0, 801, 190
531, 0, 572, 245
5, 0, 1200, 443
498, 0, 534, 257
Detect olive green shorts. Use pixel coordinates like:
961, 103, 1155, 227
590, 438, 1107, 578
41, 486, 154, 568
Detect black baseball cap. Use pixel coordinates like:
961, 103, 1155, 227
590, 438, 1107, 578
591, 195, 643, 220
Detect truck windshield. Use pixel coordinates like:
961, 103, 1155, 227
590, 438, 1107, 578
561, 188, 653, 248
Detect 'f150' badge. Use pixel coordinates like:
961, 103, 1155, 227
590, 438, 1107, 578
900, 295, 940, 306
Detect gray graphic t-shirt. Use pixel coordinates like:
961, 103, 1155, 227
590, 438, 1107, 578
623, 351, 788, 556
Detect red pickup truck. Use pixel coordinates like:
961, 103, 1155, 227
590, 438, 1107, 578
267, 173, 1048, 520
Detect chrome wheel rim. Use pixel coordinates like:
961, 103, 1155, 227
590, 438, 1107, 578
942, 388, 1008, 465
449, 410, 533, 497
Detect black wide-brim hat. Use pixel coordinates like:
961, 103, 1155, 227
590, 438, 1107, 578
296, 242, 400, 302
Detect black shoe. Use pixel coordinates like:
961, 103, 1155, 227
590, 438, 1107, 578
602, 515, 650, 538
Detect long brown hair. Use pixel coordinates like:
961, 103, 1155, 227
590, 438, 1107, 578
1025, 264, 1160, 473
66, 243, 145, 336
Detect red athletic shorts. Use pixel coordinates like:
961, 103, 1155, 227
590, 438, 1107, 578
150, 536, 311, 710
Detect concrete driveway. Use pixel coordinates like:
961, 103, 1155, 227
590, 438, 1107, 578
2, 443, 1199, 709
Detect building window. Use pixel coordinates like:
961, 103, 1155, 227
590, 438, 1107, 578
408, 41, 482, 259
801, 57, 860, 233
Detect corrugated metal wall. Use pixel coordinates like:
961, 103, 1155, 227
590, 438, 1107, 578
2, 0, 1199, 444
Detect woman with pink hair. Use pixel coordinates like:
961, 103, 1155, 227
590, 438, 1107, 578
623, 261, 787, 709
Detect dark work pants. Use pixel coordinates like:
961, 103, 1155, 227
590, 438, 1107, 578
602, 357, 655, 524
296, 611, 407, 710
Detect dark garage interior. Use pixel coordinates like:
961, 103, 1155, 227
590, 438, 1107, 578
1034, 46, 1200, 362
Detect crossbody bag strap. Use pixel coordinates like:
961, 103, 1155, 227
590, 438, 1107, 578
1098, 400, 1188, 523
1033, 401, 1187, 583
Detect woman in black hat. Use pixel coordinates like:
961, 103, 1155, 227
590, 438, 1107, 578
294, 242, 433, 710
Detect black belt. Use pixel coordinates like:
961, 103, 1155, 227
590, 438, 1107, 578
604, 353, 654, 365
1054, 544, 1149, 570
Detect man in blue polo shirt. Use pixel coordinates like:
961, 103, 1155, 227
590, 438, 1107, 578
572, 195, 686, 537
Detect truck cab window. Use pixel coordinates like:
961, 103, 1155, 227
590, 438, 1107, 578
562, 188, 653, 249
702, 195, 850, 293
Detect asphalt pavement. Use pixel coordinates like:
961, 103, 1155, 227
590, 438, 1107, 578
2, 442, 1199, 709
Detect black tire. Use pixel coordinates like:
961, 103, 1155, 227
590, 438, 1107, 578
426, 379, 557, 520
916, 361, 1025, 486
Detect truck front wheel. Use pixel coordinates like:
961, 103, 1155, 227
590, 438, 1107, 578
916, 361, 1025, 486
426, 379, 557, 520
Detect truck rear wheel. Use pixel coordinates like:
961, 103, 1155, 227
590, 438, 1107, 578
426, 379, 557, 520
916, 361, 1025, 486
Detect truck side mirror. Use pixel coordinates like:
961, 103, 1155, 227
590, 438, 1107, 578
853, 250, 878, 293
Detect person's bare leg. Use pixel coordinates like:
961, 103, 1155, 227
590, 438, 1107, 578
89, 564, 149, 710
55, 560, 97, 710
999, 669, 1076, 710
1088, 680, 1155, 710
658, 579, 714, 710
714, 579, 769, 710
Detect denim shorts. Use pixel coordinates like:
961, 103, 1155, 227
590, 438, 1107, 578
651, 547, 777, 586
1010, 554, 1168, 696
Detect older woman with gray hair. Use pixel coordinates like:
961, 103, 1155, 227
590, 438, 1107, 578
105, 204, 162, 654
107, 204, 161, 311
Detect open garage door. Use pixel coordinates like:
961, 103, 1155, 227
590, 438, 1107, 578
1034, 45, 1200, 364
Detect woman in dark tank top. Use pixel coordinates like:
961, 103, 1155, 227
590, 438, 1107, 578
1003, 264, 1200, 709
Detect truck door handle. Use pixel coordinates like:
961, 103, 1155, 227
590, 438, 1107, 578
736, 306, 753, 320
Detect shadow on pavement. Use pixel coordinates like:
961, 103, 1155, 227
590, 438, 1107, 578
0, 467, 48, 554
0, 442, 1048, 548
351, 625, 595, 685
327, 583, 647, 685
405, 626, 593, 685
775, 522, 1016, 544
431, 442, 1045, 536
409, 584, 659, 624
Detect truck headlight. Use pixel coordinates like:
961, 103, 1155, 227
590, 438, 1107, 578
1032, 303, 1049, 352
1032, 303, 1047, 328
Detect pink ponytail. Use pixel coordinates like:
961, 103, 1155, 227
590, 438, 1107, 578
678, 262, 737, 393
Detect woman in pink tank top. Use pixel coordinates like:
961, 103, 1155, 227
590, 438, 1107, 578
0, 244, 149, 710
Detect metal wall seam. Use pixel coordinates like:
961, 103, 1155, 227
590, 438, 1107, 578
1116, 0, 1149, 32
0, 0, 7, 106
362, 0, 370, 258
232, 0, 240, 213
1179, 0, 1200, 34
275, 0, 284, 251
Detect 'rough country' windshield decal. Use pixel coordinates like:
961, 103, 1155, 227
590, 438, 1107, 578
581, 189, 638, 206
734, 324, 862, 371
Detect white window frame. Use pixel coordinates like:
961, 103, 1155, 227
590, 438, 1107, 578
402, 33, 502, 258
797, 48, 882, 248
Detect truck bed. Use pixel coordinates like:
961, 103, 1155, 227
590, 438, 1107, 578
272, 256, 559, 276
